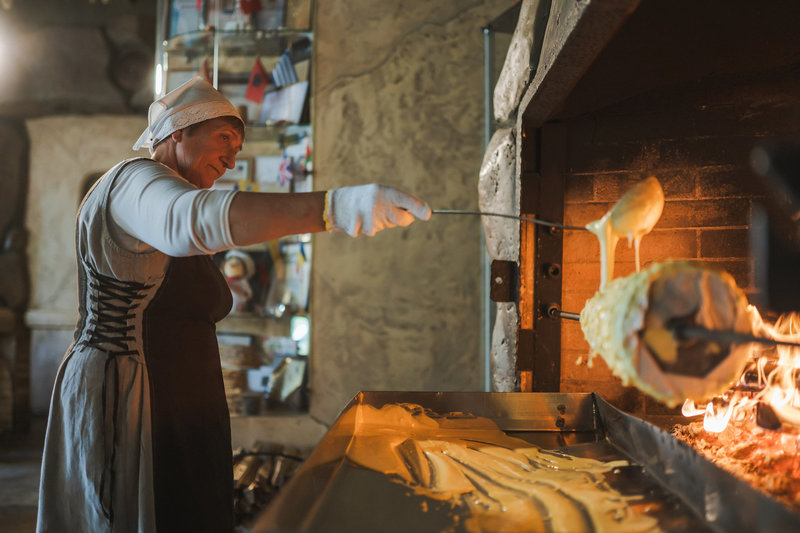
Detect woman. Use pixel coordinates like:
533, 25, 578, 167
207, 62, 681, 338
36, 76, 430, 532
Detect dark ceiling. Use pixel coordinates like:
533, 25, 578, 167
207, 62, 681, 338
5, 0, 157, 27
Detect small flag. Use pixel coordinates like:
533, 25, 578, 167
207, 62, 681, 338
245, 57, 269, 103
302, 141, 312, 173
278, 150, 293, 186
296, 140, 312, 175
298, 242, 307, 268
271, 50, 298, 88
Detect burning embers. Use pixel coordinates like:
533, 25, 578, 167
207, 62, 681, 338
574, 176, 800, 508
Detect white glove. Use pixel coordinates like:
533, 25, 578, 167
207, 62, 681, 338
325, 184, 432, 237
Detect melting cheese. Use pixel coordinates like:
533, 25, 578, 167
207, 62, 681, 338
586, 176, 664, 290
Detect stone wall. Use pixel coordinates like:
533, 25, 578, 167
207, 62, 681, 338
311, 0, 516, 424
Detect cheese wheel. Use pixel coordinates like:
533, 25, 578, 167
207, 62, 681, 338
580, 261, 755, 407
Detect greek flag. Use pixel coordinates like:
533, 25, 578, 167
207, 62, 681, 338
271, 50, 298, 88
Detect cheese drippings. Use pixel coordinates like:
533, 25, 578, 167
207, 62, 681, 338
586, 176, 664, 290
311, 402, 661, 533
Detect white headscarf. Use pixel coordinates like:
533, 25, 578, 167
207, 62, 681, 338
133, 76, 244, 155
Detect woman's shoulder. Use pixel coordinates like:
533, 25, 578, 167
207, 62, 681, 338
119, 157, 176, 179
113, 157, 191, 192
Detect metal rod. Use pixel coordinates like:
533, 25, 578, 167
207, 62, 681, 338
557, 311, 581, 321
677, 326, 800, 350
433, 209, 588, 231
481, 26, 493, 394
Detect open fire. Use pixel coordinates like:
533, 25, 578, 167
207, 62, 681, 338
681, 311, 800, 434
672, 311, 800, 511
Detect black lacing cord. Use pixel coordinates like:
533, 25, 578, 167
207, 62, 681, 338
80, 269, 153, 523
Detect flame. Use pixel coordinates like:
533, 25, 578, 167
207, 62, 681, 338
683, 310, 800, 433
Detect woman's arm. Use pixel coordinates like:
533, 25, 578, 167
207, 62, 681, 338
229, 183, 432, 243
228, 191, 327, 246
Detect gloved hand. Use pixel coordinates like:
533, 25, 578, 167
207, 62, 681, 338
325, 184, 432, 237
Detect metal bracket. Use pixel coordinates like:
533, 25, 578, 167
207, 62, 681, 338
490, 260, 517, 302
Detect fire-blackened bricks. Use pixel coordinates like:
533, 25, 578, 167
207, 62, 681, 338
700, 229, 750, 258
561, 379, 646, 417
657, 198, 751, 228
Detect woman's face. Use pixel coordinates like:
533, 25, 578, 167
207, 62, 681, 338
174, 117, 244, 189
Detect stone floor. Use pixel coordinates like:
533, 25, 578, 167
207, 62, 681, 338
0, 418, 45, 533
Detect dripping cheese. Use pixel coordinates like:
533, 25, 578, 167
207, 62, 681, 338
586, 176, 664, 290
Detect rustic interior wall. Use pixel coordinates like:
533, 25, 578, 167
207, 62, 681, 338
311, 0, 516, 424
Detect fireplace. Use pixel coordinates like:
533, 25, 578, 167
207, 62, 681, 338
243, 3, 800, 529
482, 0, 800, 422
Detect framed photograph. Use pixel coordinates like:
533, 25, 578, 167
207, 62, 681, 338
213, 158, 252, 190
228, 158, 252, 182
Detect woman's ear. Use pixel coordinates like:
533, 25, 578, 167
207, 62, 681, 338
170, 129, 183, 142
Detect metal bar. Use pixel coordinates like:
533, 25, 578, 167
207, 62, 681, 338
530, 122, 565, 392
556, 310, 581, 321
678, 326, 800, 350
433, 209, 587, 231
482, 25, 493, 393
595, 394, 800, 533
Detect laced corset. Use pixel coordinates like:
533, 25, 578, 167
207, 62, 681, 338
78, 267, 155, 357
76, 265, 157, 522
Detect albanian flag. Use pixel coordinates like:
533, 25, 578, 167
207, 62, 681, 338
245, 57, 269, 103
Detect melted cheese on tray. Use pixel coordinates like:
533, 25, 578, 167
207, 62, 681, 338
311, 402, 662, 533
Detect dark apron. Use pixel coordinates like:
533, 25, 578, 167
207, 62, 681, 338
143, 254, 234, 532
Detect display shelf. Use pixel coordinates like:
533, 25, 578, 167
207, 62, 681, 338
164, 28, 312, 56
156, 1, 315, 417
217, 313, 293, 337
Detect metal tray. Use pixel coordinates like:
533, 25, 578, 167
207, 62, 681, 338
251, 392, 800, 532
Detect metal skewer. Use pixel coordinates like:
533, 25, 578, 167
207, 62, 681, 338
550, 312, 800, 350
433, 209, 588, 231
555, 310, 581, 321
676, 326, 800, 350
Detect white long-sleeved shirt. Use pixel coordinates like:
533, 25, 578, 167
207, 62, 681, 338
107, 158, 238, 256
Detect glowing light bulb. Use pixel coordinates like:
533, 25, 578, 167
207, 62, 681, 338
291, 316, 309, 341
154, 64, 163, 96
